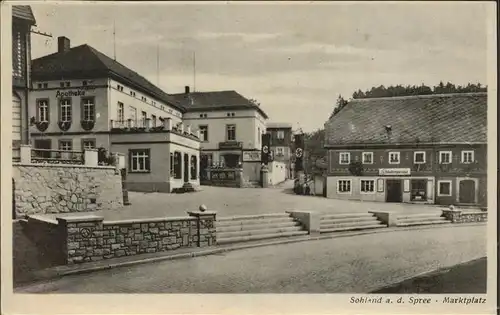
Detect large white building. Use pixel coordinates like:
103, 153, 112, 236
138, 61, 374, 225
29, 37, 200, 193
172, 88, 268, 183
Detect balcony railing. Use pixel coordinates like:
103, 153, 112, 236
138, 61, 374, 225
31, 148, 85, 165
218, 141, 243, 150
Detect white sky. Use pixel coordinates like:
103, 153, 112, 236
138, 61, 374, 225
29, 2, 489, 132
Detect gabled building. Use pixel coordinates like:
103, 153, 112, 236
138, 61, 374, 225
265, 122, 294, 179
324, 93, 487, 206
172, 88, 268, 183
12, 5, 36, 160
29, 37, 201, 193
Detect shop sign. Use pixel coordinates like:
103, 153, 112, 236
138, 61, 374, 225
243, 151, 261, 162
379, 168, 411, 176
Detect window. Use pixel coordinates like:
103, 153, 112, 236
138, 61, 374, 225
129, 149, 150, 172
37, 99, 49, 122
199, 125, 209, 141
173, 151, 182, 178
60, 98, 72, 122
37, 83, 42, 89
117, 102, 124, 122
59, 140, 72, 151
276, 147, 284, 156
151, 115, 157, 127
231, 113, 235, 117
362, 152, 373, 164
43, 83, 48, 88
461, 150, 474, 164
141, 111, 147, 124
339, 152, 350, 164
60, 82, 65, 88
82, 80, 88, 86
129, 106, 137, 121
227, 113, 231, 117
141, 96, 146, 102
226, 124, 236, 141
81, 97, 95, 121
117, 84, 124, 92
414, 151, 426, 164
411, 179, 427, 201
360, 180, 375, 193
170, 153, 174, 177
438, 180, 452, 196
12, 31, 23, 77
389, 152, 400, 164
337, 180, 351, 193
65, 82, 70, 87
277, 130, 285, 139
190, 155, 197, 180
82, 139, 96, 150
439, 151, 452, 164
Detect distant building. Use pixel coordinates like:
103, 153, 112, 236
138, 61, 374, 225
324, 93, 487, 206
265, 122, 294, 179
12, 5, 36, 160
173, 88, 268, 184
29, 37, 201, 193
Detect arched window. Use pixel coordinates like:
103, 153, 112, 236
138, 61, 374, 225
174, 151, 182, 179
191, 155, 197, 180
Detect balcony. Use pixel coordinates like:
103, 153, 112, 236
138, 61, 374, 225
218, 141, 243, 150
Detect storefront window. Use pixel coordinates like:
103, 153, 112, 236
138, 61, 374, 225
411, 179, 427, 201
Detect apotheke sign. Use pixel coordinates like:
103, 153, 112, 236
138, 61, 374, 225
379, 168, 411, 176
56, 87, 96, 98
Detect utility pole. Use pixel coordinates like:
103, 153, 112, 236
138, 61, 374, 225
113, 20, 116, 60
193, 51, 196, 92
156, 43, 160, 86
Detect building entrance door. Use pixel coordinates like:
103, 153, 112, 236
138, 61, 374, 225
183, 154, 189, 183
386, 179, 402, 202
459, 180, 476, 204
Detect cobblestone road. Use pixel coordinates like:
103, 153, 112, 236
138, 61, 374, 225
40, 180, 442, 221
17, 225, 486, 293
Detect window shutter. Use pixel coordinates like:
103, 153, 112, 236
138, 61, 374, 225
128, 150, 133, 172
145, 149, 151, 171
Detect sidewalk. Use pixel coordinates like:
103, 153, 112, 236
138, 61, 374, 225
14, 221, 486, 289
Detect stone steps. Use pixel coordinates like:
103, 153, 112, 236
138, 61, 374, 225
216, 213, 307, 245
396, 213, 451, 226
320, 213, 386, 234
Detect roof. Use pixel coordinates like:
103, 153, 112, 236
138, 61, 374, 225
266, 122, 293, 129
171, 90, 268, 119
324, 93, 487, 146
12, 5, 36, 24
31, 44, 184, 112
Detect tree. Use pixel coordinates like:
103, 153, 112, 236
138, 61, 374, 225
329, 94, 349, 118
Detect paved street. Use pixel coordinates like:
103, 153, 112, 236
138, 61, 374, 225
16, 224, 486, 293
39, 180, 442, 221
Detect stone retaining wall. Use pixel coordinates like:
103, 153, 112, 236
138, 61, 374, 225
55, 211, 216, 264
13, 163, 123, 216
441, 209, 487, 223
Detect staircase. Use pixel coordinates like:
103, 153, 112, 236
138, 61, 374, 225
320, 213, 386, 233
216, 213, 308, 245
396, 212, 451, 227
172, 182, 201, 194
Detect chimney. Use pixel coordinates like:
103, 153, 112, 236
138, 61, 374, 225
185, 86, 190, 94
58, 36, 71, 53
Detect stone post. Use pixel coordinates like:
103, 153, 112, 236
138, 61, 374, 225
84, 148, 98, 167
187, 210, 217, 247
441, 209, 462, 223
286, 211, 320, 236
20, 144, 32, 163
236, 168, 244, 187
368, 211, 396, 227
179, 123, 184, 134
163, 118, 172, 131
56, 215, 105, 264
261, 164, 269, 188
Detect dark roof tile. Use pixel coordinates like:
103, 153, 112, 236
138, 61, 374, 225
12, 5, 36, 24
324, 93, 487, 146
32, 44, 184, 111
171, 90, 268, 119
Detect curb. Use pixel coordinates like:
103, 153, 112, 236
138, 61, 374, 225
18, 221, 487, 287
